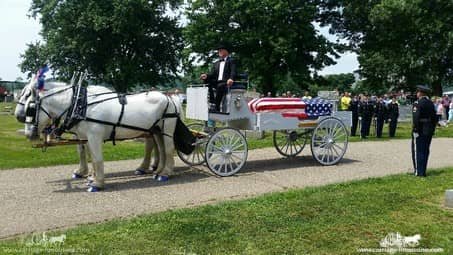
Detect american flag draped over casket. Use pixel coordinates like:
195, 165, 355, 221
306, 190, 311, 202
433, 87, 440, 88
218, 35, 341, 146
248, 97, 333, 120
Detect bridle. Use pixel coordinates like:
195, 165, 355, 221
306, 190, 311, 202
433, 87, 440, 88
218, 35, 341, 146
24, 85, 76, 139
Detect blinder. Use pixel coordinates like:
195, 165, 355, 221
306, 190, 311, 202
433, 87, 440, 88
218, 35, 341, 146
25, 102, 37, 121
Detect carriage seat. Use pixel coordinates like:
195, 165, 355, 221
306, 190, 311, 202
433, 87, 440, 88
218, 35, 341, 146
230, 73, 248, 90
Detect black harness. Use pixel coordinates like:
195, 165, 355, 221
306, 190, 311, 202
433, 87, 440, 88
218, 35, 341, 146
28, 85, 180, 145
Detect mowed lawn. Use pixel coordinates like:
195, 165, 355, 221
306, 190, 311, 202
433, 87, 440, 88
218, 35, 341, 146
1, 102, 453, 170
1, 168, 453, 254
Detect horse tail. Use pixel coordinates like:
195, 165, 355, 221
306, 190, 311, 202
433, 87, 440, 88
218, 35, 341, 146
171, 95, 184, 120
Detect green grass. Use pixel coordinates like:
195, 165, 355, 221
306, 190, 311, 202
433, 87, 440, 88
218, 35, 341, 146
0, 108, 147, 170
2, 168, 453, 254
1, 102, 452, 170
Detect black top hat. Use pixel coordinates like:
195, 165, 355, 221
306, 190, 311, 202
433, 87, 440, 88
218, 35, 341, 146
216, 43, 231, 52
416, 85, 431, 94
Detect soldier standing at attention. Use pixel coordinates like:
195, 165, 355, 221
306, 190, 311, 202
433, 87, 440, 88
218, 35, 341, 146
412, 85, 437, 177
374, 96, 387, 138
358, 95, 373, 139
387, 96, 399, 137
350, 95, 360, 136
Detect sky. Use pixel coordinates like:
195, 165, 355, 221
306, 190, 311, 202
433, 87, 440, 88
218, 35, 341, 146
0, 0, 359, 81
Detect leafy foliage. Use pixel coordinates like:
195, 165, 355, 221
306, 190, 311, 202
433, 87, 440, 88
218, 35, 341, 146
183, 0, 343, 94
21, 0, 184, 92
315, 73, 355, 93
319, 0, 453, 95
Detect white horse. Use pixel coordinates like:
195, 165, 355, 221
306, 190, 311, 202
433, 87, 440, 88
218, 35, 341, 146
15, 79, 181, 192
15, 81, 161, 180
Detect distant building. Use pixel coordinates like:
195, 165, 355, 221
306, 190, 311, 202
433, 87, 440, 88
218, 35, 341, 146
0, 81, 27, 102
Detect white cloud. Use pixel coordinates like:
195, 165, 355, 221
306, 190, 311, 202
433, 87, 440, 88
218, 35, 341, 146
315, 23, 359, 75
0, 0, 41, 81
0, 2, 359, 81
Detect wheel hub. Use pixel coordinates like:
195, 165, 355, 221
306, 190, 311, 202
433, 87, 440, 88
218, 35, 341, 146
224, 147, 232, 156
288, 131, 298, 142
323, 136, 334, 149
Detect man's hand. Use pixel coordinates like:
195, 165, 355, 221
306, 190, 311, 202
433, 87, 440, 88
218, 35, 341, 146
200, 73, 207, 80
413, 132, 419, 139
227, 79, 234, 87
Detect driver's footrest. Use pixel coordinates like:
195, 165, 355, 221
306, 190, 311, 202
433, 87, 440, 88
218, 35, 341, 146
208, 110, 230, 115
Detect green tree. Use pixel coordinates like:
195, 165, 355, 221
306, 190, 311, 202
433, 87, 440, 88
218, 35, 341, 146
20, 42, 48, 78
21, 0, 184, 92
316, 73, 355, 92
319, 0, 453, 95
183, 0, 342, 94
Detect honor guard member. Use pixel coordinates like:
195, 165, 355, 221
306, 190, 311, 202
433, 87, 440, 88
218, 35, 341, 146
350, 95, 360, 136
374, 96, 387, 138
358, 95, 373, 139
412, 85, 437, 177
387, 96, 399, 137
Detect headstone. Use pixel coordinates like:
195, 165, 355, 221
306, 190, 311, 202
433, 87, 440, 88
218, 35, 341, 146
445, 189, 453, 208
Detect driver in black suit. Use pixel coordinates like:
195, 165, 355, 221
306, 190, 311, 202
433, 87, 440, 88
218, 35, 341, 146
200, 44, 237, 112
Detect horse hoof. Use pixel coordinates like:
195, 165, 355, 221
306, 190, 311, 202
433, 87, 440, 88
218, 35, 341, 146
72, 173, 84, 179
87, 186, 102, 192
153, 175, 169, 182
151, 166, 158, 171
134, 169, 147, 175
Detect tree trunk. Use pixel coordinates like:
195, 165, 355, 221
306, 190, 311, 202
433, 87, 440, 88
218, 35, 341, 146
432, 79, 442, 97
262, 73, 274, 96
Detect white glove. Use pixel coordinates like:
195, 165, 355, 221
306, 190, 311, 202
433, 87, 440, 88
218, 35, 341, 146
413, 132, 419, 138
359, 117, 362, 121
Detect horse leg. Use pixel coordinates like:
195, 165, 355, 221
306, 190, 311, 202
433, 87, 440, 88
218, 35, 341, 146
150, 134, 160, 170
153, 131, 165, 176
72, 144, 89, 179
155, 120, 177, 181
134, 136, 156, 175
135, 135, 159, 174
86, 136, 105, 192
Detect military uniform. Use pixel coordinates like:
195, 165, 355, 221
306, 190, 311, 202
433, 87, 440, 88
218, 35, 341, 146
358, 99, 374, 139
412, 85, 437, 176
374, 100, 387, 138
350, 97, 359, 136
387, 101, 399, 137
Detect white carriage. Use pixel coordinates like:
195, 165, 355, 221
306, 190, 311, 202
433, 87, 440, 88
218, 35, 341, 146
177, 80, 351, 177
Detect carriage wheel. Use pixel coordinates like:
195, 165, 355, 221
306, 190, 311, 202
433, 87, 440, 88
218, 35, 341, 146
205, 128, 248, 176
273, 130, 308, 157
177, 123, 207, 166
311, 117, 348, 166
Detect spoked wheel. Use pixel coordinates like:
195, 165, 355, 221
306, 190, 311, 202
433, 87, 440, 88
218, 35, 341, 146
205, 128, 248, 176
273, 130, 309, 157
177, 122, 207, 166
311, 117, 348, 165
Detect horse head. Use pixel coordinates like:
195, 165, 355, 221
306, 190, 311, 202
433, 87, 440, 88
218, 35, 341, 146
14, 76, 38, 123
15, 78, 72, 140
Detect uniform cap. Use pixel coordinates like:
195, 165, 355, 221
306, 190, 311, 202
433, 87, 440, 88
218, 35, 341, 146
416, 85, 431, 94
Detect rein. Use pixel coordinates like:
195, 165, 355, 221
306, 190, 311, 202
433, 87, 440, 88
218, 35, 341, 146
26, 85, 180, 145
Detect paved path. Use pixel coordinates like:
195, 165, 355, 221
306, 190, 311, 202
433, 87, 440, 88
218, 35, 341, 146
1, 138, 453, 239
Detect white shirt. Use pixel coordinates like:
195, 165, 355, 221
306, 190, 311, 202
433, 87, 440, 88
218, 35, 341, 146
218, 59, 226, 81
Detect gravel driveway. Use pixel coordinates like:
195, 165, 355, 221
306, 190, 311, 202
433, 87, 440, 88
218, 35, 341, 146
1, 138, 452, 239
